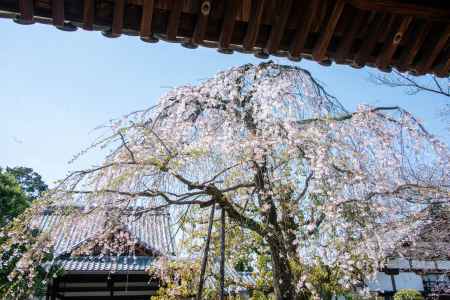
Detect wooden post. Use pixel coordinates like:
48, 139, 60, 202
51, 278, 58, 300
220, 207, 226, 300
196, 202, 216, 300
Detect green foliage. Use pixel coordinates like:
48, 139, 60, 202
5, 167, 48, 200
0, 171, 29, 226
394, 289, 424, 300
0, 201, 60, 299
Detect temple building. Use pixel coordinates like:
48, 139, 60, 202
367, 206, 450, 300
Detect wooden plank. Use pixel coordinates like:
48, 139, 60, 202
18, 0, 33, 22
376, 16, 413, 70
83, 0, 95, 30
397, 21, 432, 71
348, 0, 450, 22
354, 13, 388, 67
415, 25, 450, 74
218, 0, 240, 53
288, 0, 320, 61
192, 0, 212, 45
140, 0, 154, 40
52, 0, 64, 27
312, 0, 345, 61
166, 0, 183, 41
243, 0, 265, 52
111, 0, 126, 36
334, 10, 366, 64
265, 0, 292, 54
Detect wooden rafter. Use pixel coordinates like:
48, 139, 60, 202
111, 0, 126, 36
335, 10, 366, 64
140, 0, 154, 40
312, 0, 346, 62
192, 0, 212, 45
18, 0, 33, 23
166, 0, 183, 41
82, 0, 95, 31
415, 25, 450, 74
218, 0, 240, 53
348, 0, 450, 22
243, 0, 265, 52
52, 0, 64, 27
288, 0, 320, 61
2, 0, 450, 76
265, 0, 292, 54
354, 13, 389, 67
397, 21, 432, 71
376, 16, 413, 71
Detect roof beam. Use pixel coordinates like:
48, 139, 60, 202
397, 21, 431, 71
265, 0, 292, 54
376, 16, 413, 71
111, 0, 126, 37
166, 0, 183, 41
140, 0, 154, 40
415, 25, 450, 74
192, 0, 212, 45
334, 10, 366, 64
312, 0, 345, 62
348, 0, 450, 22
288, 1, 320, 61
18, 0, 33, 23
82, 0, 95, 30
243, 0, 265, 52
52, 0, 64, 27
218, 0, 240, 53
354, 13, 389, 67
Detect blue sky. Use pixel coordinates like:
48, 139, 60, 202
1, 19, 448, 185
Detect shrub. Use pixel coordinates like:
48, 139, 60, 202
394, 289, 423, 300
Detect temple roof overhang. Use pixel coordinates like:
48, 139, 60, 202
0, 0, 449, 76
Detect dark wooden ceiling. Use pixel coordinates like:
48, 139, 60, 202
1, 0, 449, 77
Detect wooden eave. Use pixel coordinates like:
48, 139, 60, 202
1, 0, 450, 77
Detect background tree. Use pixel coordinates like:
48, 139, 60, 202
370, 70, 450, 128
5, 167, 48, 200
1, 63, 449, 300
0, 171, 28, 226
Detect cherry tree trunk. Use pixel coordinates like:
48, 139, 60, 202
269, 239, 299, 300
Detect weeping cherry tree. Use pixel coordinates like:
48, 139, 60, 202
1, 62, 450, 300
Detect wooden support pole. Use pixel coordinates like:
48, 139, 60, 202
196, 202, 216, 300
220, 207, 226, 300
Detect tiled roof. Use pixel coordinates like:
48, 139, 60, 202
32, 208, 175, 257
205, 261, 257, 294
55, 256, 153, 273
